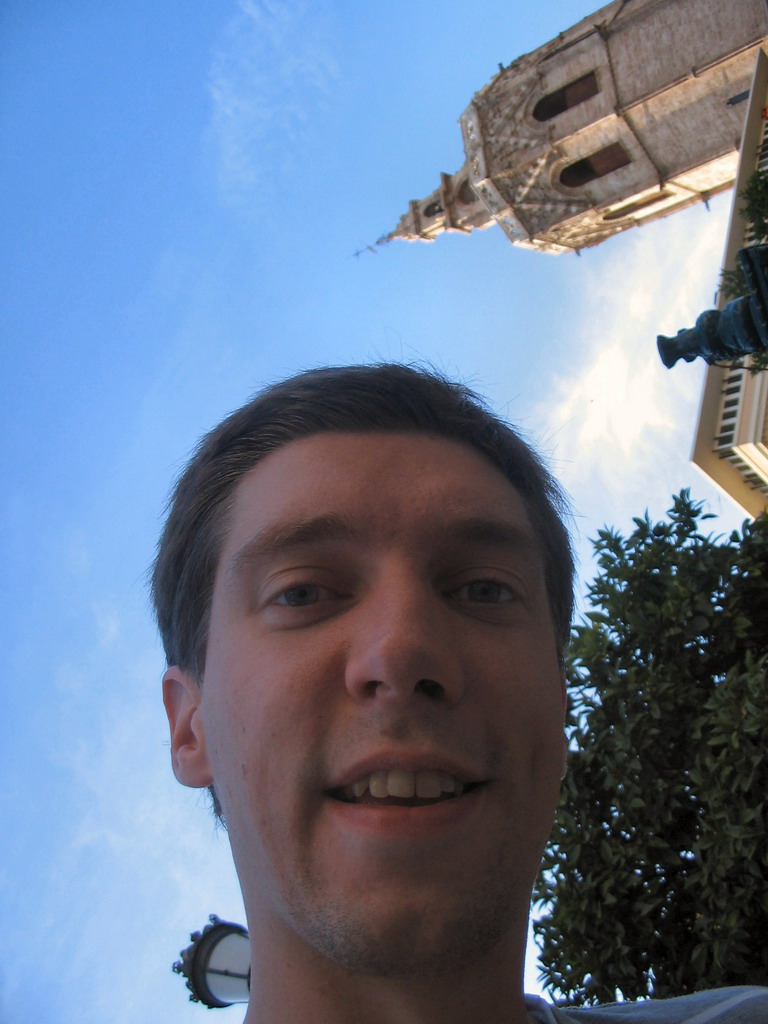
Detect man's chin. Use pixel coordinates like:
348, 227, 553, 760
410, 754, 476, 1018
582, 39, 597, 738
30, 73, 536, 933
286, 878, 520, 980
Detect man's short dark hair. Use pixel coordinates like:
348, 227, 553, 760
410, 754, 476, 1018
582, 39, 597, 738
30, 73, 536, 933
152, 363, 574, 681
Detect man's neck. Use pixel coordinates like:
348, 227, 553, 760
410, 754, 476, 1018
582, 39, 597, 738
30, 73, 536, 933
243, 934, 530, 1024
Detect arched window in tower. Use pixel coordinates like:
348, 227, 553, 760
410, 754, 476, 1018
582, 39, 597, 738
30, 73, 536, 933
559, 142, 631, 188
423, 200, 444, 218
532, 71, 599, 122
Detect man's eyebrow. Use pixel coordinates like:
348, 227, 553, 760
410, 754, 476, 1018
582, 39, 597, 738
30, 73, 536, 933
443, 515, 538, 553
227, 513, 361, 581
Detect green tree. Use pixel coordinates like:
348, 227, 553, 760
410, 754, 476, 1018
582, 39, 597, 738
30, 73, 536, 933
739, 168, 768, 242
534, 493, 768, 1004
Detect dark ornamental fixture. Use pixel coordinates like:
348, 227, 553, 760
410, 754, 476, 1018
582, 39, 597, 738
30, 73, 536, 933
173, 915, 250, 1008
658, 245, 768, 368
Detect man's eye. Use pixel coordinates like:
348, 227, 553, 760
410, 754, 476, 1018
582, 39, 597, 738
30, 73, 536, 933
274, 584, 325, 607
454, 580, 514, 604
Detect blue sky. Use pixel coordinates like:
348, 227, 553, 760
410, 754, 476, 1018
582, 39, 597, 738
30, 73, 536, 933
0, 2, 749, 1021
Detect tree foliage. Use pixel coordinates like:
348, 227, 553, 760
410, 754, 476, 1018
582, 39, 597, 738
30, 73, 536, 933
718, 264, 749, 304
740, 168, 768, 243
534, 493, 768, 1004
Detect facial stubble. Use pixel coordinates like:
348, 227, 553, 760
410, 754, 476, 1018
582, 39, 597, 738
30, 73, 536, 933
284, 828, 532, 979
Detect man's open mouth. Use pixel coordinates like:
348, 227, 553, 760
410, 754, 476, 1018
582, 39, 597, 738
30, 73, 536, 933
328, 769, 483, 806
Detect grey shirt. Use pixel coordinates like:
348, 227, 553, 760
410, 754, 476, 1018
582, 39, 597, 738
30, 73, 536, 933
525, 987, 768, 1023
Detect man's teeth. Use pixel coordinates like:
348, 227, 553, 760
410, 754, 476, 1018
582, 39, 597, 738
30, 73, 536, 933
343, 769, 465, 801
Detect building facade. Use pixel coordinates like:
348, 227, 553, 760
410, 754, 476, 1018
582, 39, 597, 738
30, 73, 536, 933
692, 48, 768, 516
388, 0, 768, 254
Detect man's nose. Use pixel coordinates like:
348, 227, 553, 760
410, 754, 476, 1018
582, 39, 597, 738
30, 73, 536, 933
343, 577, 465, 707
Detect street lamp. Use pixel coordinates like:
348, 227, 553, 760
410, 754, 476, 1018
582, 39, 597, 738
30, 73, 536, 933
658, 244, 768, 368
173, 915, 250, 1008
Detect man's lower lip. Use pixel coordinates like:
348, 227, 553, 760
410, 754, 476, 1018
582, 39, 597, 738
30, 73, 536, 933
324, 787, 484, 835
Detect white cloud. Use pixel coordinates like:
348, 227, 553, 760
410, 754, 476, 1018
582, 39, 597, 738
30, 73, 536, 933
208, 0, 339, 213
523, 197, 754, 603
534, 201, 736, 525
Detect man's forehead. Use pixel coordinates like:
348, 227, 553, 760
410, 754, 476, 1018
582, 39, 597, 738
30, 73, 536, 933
221, 431, 540, 565
236, 431, 526, 509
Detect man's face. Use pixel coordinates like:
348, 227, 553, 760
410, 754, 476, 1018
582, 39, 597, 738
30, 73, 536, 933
185, 432, 565, 975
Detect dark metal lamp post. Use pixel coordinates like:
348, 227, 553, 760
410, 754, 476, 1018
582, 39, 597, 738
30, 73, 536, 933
658, 245, 768, 368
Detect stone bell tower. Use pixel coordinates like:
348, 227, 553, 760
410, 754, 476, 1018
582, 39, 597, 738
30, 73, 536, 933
387, 0, 768, 254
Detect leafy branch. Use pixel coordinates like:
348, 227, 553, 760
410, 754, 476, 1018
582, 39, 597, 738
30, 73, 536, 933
739, 167, 768, 241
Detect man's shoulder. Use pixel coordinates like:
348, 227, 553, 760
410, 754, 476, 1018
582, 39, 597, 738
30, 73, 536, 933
537, 987, 768, 1023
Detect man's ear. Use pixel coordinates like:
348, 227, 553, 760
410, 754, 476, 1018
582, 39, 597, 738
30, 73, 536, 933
163, 667, 214, 788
